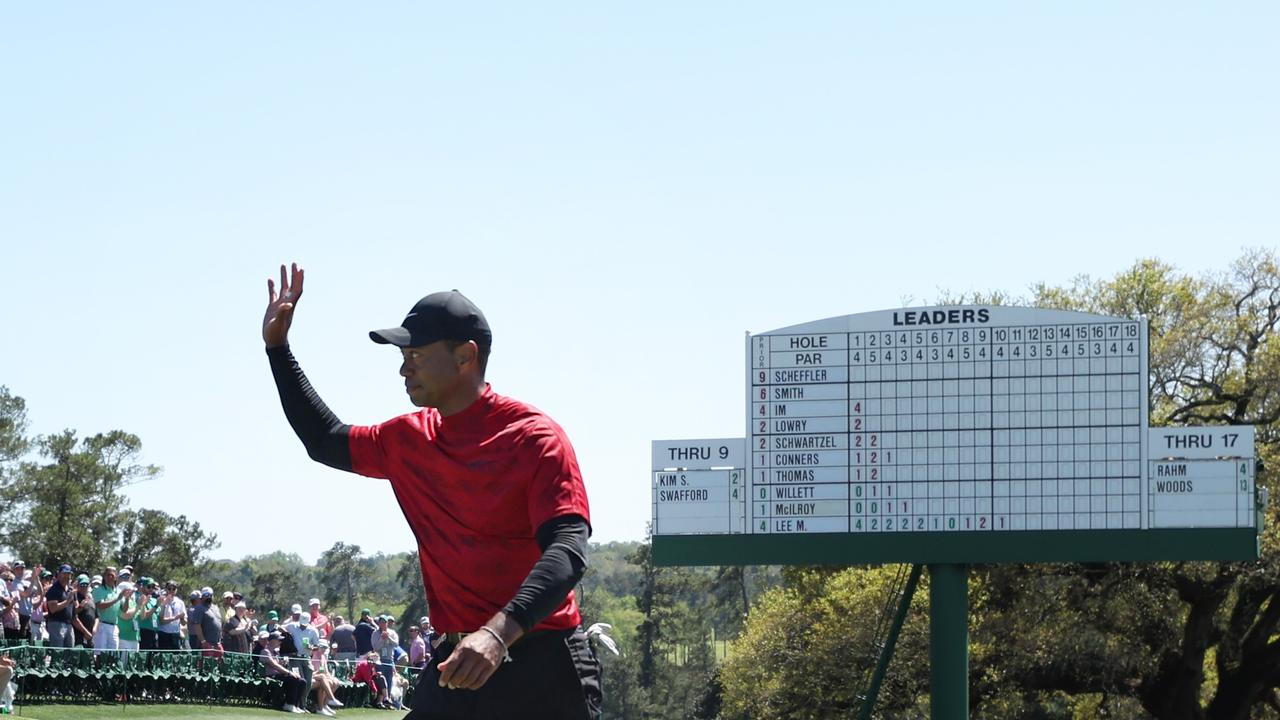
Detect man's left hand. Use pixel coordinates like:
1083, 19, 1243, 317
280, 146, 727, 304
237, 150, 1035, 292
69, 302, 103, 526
436, 628, 509, 690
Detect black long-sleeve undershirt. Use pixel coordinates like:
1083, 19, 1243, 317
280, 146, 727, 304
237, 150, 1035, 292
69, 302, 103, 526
267, 345, 353, 471
266, 344, 588, 631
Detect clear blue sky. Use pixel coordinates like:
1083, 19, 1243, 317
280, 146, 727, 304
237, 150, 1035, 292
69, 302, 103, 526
2, 3, 1276, 562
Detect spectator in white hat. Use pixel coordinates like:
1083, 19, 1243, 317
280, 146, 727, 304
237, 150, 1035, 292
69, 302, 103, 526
308, 598, 332, 639
221, 591, 236, 622
115, 581, 140, 667
308, 638, 343, 715
224, 601, 254, 654
284, 611, 319, 706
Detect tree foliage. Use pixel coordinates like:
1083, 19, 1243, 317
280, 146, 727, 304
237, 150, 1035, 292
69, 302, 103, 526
117, 508, 219, 587
249, 551, 315, 616
969, 250, 1280, 719
0, 427, 160, 569
318, 542, 372, 621
0, 386, 30, 472
395, 550, 429, 631
721, 565, 930, 719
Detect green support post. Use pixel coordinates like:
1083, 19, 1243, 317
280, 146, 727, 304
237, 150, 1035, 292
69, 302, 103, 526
929, 564, 968, 719
858, 564, 923, 720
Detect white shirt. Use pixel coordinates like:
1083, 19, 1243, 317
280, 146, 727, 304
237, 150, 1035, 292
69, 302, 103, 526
159, 596, 185, 634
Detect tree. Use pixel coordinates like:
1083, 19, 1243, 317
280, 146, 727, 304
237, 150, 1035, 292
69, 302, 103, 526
953, 250, 1280, 718
117, 508, 219, 587
0, 428, 159, 569
721, 565, 931, 719
626, 533, 725, 720
396, 550, 429, 639
988, 249, 1280, 712
319, 542, 373, 621
249, 551, 314, 615
0, 387, 30, 474
709, 565, 751, 636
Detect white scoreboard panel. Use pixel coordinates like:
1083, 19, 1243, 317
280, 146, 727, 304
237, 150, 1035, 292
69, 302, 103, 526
651, 307, 1260, 561
651, 438, 745, 535
746, 307, 1151, 534
1148, 426, 1255, 529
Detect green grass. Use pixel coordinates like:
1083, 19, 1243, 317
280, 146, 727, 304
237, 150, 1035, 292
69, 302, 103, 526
11, 705, 407, 720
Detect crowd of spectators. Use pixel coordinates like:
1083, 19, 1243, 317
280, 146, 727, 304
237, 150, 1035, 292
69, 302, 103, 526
0, 559, 433, 714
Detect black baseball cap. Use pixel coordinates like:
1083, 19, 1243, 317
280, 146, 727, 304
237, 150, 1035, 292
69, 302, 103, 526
369, 291, 491, 349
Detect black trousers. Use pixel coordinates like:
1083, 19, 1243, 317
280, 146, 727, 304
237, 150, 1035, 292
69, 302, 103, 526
274, 673, 307, 708
406, 628, 602, 720
158, 631, 181, 650
139, 628, 158, 651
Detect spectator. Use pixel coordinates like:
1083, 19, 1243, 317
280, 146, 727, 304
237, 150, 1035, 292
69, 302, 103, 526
250, 629, 268, 672
299, 613, 321, 654
194, 588, 224, 660
308, 598, 332, 639
11, 561, 35, 639
263, 609, 281, 634
329, 616, 357, 662
352, 651, 390, 709
186, 590, 203, 649
285, 611, 319, 703
307, 639, 341, 716
407, 625, 429, 669
419, 615, 436, 648
0, 571, 19, 640
44, 565, 76, 648
0, 654, 15, 713
353, 609, 376, 656
73, 575, 95, 648
157, 580, 185, 650
116, 581, 140, 667
259, 631, 307, 714
91, 566, 122, 657
286, 602, 303, 628
370, 614, 399, 698
30, 569, 51, 644
388, 671, 410, 711
223, 601, 254, 654
136, 578, 161, 653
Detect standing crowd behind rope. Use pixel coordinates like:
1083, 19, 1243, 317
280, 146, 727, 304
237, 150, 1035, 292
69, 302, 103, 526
0, 559, 433, 714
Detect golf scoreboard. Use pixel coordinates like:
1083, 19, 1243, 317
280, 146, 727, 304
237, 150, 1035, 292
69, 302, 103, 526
652, 307, 1261, 564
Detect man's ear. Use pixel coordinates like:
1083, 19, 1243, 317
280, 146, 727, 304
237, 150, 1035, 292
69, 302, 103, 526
455, 340, 479, 368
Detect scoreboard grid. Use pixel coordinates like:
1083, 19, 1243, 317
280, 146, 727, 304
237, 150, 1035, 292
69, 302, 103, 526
746, 310, 1149, 536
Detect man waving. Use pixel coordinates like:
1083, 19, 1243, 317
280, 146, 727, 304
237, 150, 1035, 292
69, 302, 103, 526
263, 264, 601, 720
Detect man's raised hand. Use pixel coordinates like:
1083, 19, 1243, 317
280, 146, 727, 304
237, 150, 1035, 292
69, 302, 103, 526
263, 263, 305, 348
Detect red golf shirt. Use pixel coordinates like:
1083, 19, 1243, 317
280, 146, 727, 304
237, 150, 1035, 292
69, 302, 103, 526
348, 385, 590, 633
